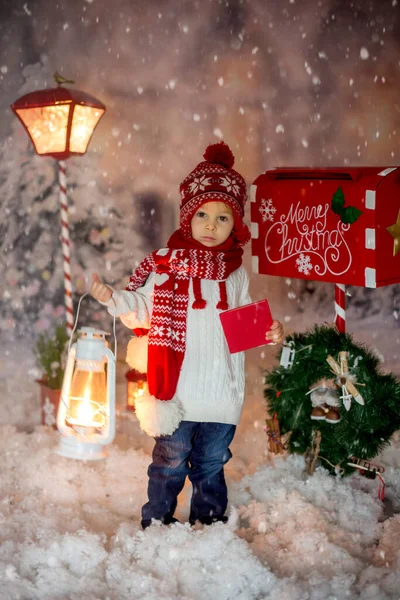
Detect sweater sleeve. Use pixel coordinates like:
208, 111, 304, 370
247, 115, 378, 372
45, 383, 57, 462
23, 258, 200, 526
100, 272, 155, 329
238, 266, 252, 306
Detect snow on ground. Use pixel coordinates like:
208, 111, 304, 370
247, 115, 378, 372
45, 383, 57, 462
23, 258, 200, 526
1, 327, 399, 599
1, 421, 399, 600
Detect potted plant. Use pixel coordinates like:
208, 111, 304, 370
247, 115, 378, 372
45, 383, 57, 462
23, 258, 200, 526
34, 323, 70, 428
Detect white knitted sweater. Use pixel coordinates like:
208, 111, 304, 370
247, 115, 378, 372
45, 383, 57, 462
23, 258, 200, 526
104, 265, 251, 430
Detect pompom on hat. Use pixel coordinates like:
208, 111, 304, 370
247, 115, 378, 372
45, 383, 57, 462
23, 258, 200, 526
179, 141, 251, 247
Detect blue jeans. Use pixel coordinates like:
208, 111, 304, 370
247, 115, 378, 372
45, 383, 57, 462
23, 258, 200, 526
141, 421, 236, 527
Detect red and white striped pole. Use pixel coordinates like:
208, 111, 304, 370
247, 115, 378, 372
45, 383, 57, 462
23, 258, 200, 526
334, 283, 346, 333
58, 160, 74, 334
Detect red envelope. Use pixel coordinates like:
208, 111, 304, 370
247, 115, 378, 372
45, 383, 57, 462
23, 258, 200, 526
219, 299, 273, 353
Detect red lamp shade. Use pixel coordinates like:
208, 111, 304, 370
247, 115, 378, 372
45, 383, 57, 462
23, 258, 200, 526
11, 87, 106, 160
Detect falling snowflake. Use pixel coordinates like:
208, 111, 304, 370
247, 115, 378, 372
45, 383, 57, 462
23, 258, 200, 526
296, 253, 313, 276
259, 198, 277, 222
43, 397, 56, 427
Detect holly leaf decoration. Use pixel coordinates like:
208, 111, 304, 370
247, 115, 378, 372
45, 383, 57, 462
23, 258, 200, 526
340, 205, 363, 224
331, 186, 362, 224
331, 187, 345, 213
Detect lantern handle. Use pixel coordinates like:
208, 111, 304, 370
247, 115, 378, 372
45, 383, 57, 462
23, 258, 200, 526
58, 344, 77, 427
67, 292, 117, 361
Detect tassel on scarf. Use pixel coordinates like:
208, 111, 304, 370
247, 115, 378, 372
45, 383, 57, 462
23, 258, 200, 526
217, 281, 229, 310
192, 277, 207, 309
192, 278, 229, 311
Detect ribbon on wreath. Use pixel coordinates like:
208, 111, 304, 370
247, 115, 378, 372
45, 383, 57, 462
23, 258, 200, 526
326, 351, 365, 411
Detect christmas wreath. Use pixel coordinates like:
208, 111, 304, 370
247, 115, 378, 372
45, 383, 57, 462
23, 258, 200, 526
264, 325, 400, 475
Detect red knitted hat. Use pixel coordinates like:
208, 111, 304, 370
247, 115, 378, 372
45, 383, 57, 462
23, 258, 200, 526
179, 142, 251, 246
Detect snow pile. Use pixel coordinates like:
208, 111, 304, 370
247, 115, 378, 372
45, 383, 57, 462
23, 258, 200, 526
233, 455, 400, 598
0, 344, 399, 599
105, 522, 280, 599
0, 420, 399, 599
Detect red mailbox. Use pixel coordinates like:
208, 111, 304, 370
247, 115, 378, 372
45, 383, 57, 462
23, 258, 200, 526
250, 167, 400, 288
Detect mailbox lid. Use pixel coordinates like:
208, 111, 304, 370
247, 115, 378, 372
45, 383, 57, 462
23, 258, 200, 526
253, 166, 396, 188
251, 166, 400, 288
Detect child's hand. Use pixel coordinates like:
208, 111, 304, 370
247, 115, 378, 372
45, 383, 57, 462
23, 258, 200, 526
266, 320, 284, 344
90, 273, 113, 302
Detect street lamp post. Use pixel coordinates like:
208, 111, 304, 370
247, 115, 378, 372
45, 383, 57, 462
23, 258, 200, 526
11, 78, 106, 333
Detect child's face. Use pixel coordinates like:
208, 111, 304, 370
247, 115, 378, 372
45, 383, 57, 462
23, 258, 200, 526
190, 202, 234, 247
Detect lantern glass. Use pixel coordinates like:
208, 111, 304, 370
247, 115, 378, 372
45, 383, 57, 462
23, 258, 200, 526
70, 105, 105, 153
66, 361, 107, 428
15, 104, 70, 154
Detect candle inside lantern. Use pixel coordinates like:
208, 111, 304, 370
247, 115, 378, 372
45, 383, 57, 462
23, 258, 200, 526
66, 360, 107, 428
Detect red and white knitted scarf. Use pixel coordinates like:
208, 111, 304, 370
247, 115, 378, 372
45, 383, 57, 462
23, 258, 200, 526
126, 229, 243, 401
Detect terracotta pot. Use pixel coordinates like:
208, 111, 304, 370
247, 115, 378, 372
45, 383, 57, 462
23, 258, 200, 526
37, 380, 61, 429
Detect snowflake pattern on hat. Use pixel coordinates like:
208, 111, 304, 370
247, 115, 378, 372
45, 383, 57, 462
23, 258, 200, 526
219, 175, 241, 196
188, 175, 213, 195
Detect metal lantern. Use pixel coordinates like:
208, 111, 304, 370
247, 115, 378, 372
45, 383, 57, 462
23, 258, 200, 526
125, 369, 148, 411
57, 327, 116, 460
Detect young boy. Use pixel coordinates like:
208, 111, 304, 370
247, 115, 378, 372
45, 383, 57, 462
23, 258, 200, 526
91, 142, 284, 528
